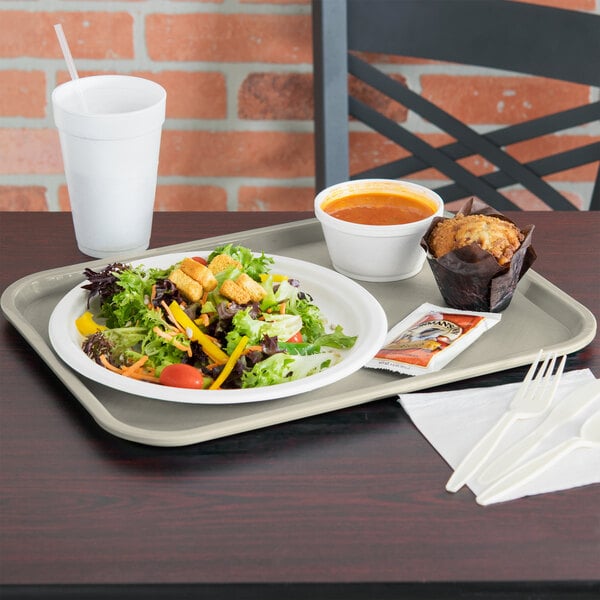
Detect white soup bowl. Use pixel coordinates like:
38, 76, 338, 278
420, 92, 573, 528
314, 179, 444, 282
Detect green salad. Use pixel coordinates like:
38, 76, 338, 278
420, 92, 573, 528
76, 244, 357, 391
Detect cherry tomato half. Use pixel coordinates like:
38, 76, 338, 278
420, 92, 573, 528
159, 364, 204, 389
192, 256, 208, 266
286, 331, 303, 344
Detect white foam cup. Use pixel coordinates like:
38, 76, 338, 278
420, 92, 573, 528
52, 75, 166, 258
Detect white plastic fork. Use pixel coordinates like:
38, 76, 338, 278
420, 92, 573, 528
446, 350, 567, 493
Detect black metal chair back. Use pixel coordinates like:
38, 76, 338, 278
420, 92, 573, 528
312, 0, 600, 210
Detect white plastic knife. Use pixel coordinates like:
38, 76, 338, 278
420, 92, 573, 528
446, 352, 565, 493
478, 379, 600, 486
476, 408, 600, 506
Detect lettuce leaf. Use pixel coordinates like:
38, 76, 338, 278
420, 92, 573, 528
93, 265, 190, 371
242, 352, 339, 388
226, 309, 302, 354
100, 265, 169, 328
259, 278, 326, 342
278, 325, 357, 355
208, 244, 274, 281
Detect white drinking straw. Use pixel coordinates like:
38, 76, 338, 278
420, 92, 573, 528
54, 23, 89, 112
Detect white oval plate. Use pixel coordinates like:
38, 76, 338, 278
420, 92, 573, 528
49, 252, 388, 405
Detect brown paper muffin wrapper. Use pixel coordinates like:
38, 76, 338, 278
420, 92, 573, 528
420, 198, 536, 312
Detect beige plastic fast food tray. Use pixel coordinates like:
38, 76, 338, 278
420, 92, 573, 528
1, 219, 596, 446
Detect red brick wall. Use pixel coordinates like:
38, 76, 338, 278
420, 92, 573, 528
0, 0, 597, 212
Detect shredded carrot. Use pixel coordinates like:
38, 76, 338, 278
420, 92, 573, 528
153, 326, 174, 341
121, 355, 149, 377
128, 371, 160, 383
99, 353, 160, 383
162, 300, 186, 333
99, 354, 122, 374
173, 339, 192, 355
153, 326, 192, 356
195, 313, 210, 328
244, 345, 263, 354
100, 354, 160, 383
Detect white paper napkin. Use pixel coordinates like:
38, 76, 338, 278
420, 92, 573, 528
398, 369, 600, 505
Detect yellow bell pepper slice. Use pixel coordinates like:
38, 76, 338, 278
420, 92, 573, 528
260, 273, 288, 283
168, 301, 229, 364
75, 311, 107, 336
209, 335, 248, 390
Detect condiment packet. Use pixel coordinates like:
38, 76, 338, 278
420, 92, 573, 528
366, 303, 501, 376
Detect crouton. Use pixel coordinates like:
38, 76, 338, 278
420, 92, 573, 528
236, 273, 267, 302
180, 257, 218, 292
208, 254, 243, 275
168, 268, 203, 303
219, 279, 251, 304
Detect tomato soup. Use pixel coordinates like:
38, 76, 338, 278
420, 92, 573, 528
323, 191, 436, 225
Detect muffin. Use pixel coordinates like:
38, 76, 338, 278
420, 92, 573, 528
429, 213, 524, 267
421, 198, 536, 312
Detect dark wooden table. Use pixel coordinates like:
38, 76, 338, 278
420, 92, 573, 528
1, 211, 599, 600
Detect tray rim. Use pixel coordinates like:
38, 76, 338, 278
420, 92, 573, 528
1, 218, 597, 446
